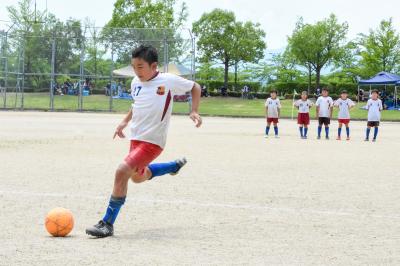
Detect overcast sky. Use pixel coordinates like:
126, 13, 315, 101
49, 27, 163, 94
1, 0, 400, 50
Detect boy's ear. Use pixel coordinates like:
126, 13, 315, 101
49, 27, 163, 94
151, 62, 158, 71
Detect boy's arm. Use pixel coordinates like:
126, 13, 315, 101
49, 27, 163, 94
189, 82, 202, 128
316, 106, 319, 119
329, 106, 333, 118
113, 109, 132, 139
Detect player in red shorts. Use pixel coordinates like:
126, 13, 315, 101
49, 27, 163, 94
264, 90, 281, 138
294, 91, 313, 139
333, 90, 355, 140
86, 45, 202, 238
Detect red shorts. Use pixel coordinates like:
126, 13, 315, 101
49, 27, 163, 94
124, 140, 163, 176
297, 113, 310, 125
267, 117, 279, 124
338, 119, 350, 124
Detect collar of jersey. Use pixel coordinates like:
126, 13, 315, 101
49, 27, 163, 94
145, 71, 159, 82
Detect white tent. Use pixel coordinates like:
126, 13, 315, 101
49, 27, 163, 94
112, 63, 193, 78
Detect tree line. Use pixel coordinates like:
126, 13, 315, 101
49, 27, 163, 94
2, 0, 400, 93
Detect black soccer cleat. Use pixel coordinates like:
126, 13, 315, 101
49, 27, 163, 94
86, 220, 113, 238
170, 157, 187, 176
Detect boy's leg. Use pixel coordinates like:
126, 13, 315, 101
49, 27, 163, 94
265, 122, 271, 136
373, 126, 379, 141
86, 162, 135, 238
345, 124, 350, 139
304, 125, 308, 138
299, 125, 304, 138
317, 118, 322, 139
325, 123, 330, 139
273, 121, 279, 137
365, 125, 371, 141
337, 122, 342, 140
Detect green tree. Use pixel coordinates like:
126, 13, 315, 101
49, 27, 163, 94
288, 14, 348, 90
193, 9, 266, 89
231, 21, 266, 87
357, 18, 400, 77
102, 0, 188, 63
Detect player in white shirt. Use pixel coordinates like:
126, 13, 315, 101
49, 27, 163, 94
86, 45, 202, 238
265, 90, 281, 138
333, 90, 355, 141
294, 91, 313, 139
315, 87, 334, 139
365, 89, 383, 142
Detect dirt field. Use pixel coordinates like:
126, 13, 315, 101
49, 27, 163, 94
1, 111, 400, 266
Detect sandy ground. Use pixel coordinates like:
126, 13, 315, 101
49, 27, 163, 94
0, 111, 400, 266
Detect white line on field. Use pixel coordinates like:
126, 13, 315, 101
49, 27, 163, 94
1, 189, 399, 220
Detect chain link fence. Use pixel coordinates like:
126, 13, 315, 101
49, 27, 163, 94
0, 22, 195, 112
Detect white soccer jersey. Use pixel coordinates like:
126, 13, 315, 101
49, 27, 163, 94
265, 98, 281, 118
316, 96, 333, 117
334, 98, 355, 119
367, 99, 383, 122
294, 99, 313, 113
130, 72, 194, 148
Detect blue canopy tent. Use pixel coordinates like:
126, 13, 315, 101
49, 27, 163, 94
358, 71, 400, 107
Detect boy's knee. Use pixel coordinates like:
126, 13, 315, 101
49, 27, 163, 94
115, 164, 134, 182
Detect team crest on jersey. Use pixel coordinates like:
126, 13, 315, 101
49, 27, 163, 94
157, 86, 165, 95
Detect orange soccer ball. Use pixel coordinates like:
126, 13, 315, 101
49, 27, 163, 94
45, 207, 74, 237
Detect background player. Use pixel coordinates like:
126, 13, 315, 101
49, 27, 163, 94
315, 87, 333, 140
294, 91, 313, 139
265, 89, 281, 138
365, 89, 383, 142
334, 90, 355, 140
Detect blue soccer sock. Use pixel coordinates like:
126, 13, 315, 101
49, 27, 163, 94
148, 161, 178, 179
346, 127, 350, 137
299, 127, 303, 137
317, 126, 322, 137
325, 127, 329, 137
304, 127, 308, 137
265, 126, 270, 135
366, 128, 371, 139
373, 127, 379, 139
338, 127, 342, 137
274, 126, 278, 136
102, 195, 126, 225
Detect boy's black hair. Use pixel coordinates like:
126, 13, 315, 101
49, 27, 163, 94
341, 90, 348, 94
301, 91, 308, 95
322, 87, 329, 92
371, 89, 379, 94
270, 89, 277, 94
132, 45, 158, 65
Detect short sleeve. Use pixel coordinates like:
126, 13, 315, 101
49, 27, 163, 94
308, 100, 314, 107
168, 74, 195, 95
265, 99, 269, 107
349, 99, 355, 107
379, 100, 383, 110
294, 100, 299, 107
329, 98, 334, 106
316, 98, 321, 106
334, 100, 339, 106
277, 99, 282, 108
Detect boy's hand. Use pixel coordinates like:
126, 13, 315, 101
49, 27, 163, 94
113, 121, 128, 139
190, 111, 202, 128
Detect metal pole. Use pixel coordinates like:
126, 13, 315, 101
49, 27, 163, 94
79, 38, 85, 112
163, 32, 168, 72
4, 31, 8, 108
21, 39, 25, 109
50, 37, 55, 110
109, 42, 114, 112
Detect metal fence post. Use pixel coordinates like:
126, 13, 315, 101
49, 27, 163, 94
109, 42, 114, 112
50, 36, 55, 111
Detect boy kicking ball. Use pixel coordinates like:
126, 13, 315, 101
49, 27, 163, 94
315, 87, 333, 140
86, 45, 202, 238
365, 89, 383, 142
294, 91, 313, 139
334, 90, 355, 140
265, 89, 281, 138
